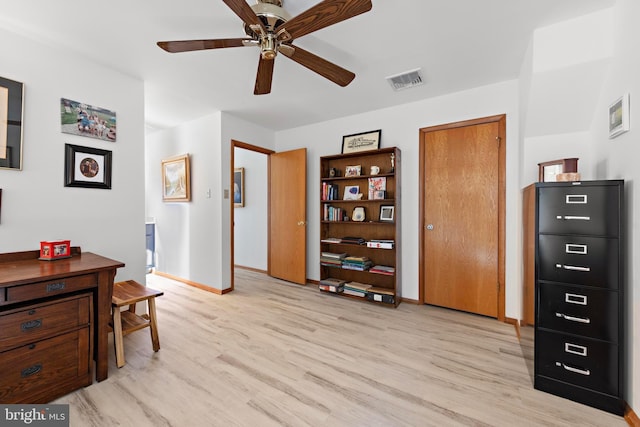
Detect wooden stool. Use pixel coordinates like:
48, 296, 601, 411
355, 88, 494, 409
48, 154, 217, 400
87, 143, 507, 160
111, 280, 164, 368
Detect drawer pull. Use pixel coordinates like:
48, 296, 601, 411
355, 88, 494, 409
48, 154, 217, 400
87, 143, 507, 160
555, 264, 590, 272
21, 319, 43, 331
565, 293, 587, 305
21, 364, 42, 378
565, 343, 588, 357
565, 195, 587, 204
46, 282, 66, 292
556, 312, 590, 324
565, 244, 587, 255
555, 215, 591, 221
556, 362, 590, 376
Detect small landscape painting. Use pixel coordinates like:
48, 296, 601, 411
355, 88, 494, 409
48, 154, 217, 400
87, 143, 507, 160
60, 98, 117, 142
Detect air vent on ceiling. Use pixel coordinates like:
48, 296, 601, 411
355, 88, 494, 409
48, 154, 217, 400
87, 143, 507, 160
386, 68, 424, 91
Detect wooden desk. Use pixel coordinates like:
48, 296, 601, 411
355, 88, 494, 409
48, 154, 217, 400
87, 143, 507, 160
0, 249, 124, 395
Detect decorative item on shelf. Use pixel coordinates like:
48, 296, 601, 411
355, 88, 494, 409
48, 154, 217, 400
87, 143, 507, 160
345, 165, 361, 177
342, 129, 381, 154
555, 172, 581, 182
609, 93, 630, 139
390, 152, 395, 173
537, 158, 578, 182
0, 76, 24, 170
39, 240, 71, 261
373, 190, 386, 200
370, 165, 380, 175
352, 206, 365, 222
343, 185, 362, 200
379, 205, 394, 222
161, 153, 191, 202
329, 167, 338, 177
368, 176, 386, 199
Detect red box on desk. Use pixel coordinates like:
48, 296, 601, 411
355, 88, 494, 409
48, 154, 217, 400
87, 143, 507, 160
40, 240, 71, 260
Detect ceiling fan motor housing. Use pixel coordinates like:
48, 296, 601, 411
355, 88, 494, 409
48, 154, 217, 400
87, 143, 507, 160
245, 0, 291, 36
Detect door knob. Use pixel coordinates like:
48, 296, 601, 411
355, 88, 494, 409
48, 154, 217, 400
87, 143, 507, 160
297, 221, 307, 226
426, 224, 434, 230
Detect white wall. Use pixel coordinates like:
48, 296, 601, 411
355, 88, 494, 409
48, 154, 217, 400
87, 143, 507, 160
588, 0, 640, 412
234, 147, 268, 271
0, 27, 145, 283
275, 81, 521, 314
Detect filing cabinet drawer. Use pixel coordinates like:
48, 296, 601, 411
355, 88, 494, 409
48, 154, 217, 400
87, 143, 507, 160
0, 294, 91, 352
537, 330, 618, 396
537, 282, 618, 341
5, 273, 97, 304
537, 184, 621, 237
0, 328, 92, 404
538, 235, 619, 289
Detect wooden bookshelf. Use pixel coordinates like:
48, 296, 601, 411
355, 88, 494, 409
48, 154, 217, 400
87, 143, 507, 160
319, 147, 401, 307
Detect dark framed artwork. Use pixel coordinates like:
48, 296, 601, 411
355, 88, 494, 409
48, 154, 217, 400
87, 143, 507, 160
0, 76, 25, 170
234, 167, 244, 207
64, 144, 112, 189
342, 129, 381, 154
162, 154, 191, 202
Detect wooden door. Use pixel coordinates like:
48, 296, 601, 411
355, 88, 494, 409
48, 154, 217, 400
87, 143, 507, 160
421, 119, 503, 317
269, 148, 307, 284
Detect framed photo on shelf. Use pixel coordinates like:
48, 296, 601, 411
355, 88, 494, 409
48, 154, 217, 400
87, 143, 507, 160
161, 153, 191, 202
537, 158, 578, 182
344, 165, 361, 177
234, 167, 244, 207
379, 205, 394, 222
64, 144, 112, 189
342, 129, 381, 154
343, 185, 361, 200
609, 93, 630, 139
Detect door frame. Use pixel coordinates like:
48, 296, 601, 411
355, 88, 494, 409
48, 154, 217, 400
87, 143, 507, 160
418, 114, 506, 321
230, 139, 275, 291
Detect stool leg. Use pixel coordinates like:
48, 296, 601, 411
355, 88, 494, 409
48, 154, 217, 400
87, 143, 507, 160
112, 306, 126, 368
148, 297, 160, 352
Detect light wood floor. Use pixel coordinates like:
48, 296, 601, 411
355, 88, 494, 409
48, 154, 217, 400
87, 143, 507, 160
55, 270, 626, 426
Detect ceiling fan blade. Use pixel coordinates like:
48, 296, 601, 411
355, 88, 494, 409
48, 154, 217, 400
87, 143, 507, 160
276, 0, 372, 41
222, 0, 267, 35
281, 44, 355, 87
254, 56, 275, 95
157, 38, 253, 53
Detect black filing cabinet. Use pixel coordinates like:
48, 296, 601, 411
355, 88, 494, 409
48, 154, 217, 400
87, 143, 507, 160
534, 180, 624, 415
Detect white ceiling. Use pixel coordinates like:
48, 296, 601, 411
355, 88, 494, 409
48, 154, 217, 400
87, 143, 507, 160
0, 0, 615, 132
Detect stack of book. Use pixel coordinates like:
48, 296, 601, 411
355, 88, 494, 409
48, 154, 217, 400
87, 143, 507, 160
321, 183, 340, 201
366, 287, 395, 304
323, 205, 345, 222
319, 278, 346, 293
343, 281, 372, 297
369, 265, 395, 275
341, 236, 366, 245
320, 237, 343, 244
366, 239, 394, 249
321, 252, 347, 268
342, 256, 372, 271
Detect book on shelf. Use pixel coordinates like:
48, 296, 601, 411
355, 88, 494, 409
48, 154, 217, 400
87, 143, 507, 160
367, 286, 394, 295
341, 236, 366, 245
319, 283, 344, 293
324, 205, 345, 222
368, 177, 386, 200
321, 252, 347, 259
343, 281, 372, 297
369, 265, 395, 275
321, 278, 347, 286
322, 183, 340, 201
366, 287, 395, 304
321, 237, 343, 244
366, 240, 394, 249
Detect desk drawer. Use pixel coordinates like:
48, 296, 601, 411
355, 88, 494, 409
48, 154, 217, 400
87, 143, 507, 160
6, 273, 97, 303
538, 282, 618, 341
0, 328, 92, 403
537, 329, 618, 396
0, 294, 91, 352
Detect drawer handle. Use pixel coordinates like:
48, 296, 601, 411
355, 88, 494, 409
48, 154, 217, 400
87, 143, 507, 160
556, 362, 590, 376
556, 312, 590, 324
46, 282, 66, 292
21, 364, 42, 378
555, 215, 591, 221
565, 343, 588, 357
565, 195, 588, 204
555, 264, 590, 272
565, 293, 587, 305
21, 319, 43, 331
565, 244, 587, 255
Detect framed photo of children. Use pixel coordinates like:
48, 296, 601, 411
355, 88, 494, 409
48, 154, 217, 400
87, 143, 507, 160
162, 154, 191, 202
234, 167, 245, 207
64, 144, 112, 189
60, 98, 117, 142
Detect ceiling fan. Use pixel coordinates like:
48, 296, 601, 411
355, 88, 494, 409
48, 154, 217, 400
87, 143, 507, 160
157, 0, 372, 95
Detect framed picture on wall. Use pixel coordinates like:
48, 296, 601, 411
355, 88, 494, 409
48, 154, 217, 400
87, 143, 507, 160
234, 167, 244, 207
609, 93, 630, 138
0, 76, 24, 170
161, 154, 191, 201
64, 144, 112, 189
